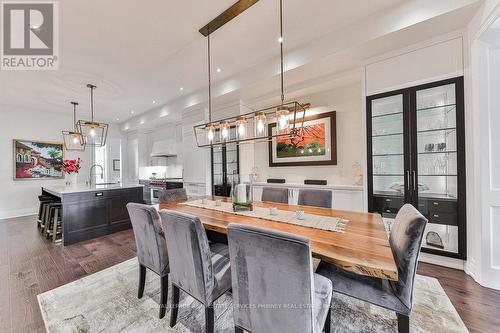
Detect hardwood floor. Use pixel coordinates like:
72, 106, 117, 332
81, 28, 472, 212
1, 215, 499, 333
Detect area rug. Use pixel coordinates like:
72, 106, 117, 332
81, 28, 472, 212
37, 258, 468, 333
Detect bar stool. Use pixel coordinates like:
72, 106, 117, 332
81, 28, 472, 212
43, 203, 62, 242
37, 195, 55, 229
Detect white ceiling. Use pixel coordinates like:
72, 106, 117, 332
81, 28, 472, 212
0, 0, 480, 125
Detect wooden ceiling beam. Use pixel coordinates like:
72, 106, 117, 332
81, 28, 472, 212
199, 0, 259, 36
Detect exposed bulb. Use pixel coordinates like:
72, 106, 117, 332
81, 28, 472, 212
72, 136, 79, 144
221, 121, 230, 141
257, 120, 265, 134
238, 123, 246, 137
278, 114, 289, 130
89, 128, 96, 137
221, 127, 229, 139
207, 126, 215, 144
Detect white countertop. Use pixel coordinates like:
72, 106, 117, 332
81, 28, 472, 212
42, 183, 143, 196
251, 182, 363, 191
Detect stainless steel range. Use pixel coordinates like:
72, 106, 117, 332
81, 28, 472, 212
139, 178, 183, 204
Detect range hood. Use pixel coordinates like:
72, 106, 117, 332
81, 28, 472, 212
151, 139, 177, 157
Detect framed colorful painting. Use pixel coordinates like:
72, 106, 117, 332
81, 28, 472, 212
268, 111, 337, 167
13, 139, 64, 180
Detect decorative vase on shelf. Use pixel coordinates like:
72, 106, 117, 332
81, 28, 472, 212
230, 171, 253, 212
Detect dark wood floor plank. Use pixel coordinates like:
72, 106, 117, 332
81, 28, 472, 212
0, 264, 11, 333
1, 215, 499, 333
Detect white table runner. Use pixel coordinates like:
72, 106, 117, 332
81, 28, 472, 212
180, 199, 348, 233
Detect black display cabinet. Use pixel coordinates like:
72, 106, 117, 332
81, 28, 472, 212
211, 127, 239, 197
366, 77, 466, 259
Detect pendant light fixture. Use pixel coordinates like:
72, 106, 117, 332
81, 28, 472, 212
76, 84, 109, 147
194, 0, 307, 147
62, 101, 86, 151
276, 0, 290, 132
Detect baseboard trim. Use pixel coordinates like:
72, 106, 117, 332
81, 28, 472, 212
0, 208, 38, 221
419, 252, 465, 270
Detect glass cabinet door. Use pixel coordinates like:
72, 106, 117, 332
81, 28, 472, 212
370, 94, 406, 200
415, 83, 459, 254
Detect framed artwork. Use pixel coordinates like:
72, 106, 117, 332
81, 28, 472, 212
13, 139, 64, 180
268, 111, 337, 167
113, 159, 120, 171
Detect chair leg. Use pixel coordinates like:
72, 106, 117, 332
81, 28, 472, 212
138, 265, 146, 299
324, 304, 332, 333
170, 285, 180, 327
159, 275, 168, 319
235, 326, 244, 333
396, 313, 409, 333
205, 304, 214, 333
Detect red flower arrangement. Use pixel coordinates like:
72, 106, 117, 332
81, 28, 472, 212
62, 158, 82, 174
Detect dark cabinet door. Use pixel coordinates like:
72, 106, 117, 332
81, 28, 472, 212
367, 77, 466, 260
409, 77, 466, 258
367, 90, 412, 217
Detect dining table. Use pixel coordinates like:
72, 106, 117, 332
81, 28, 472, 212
159, 196, 398, 281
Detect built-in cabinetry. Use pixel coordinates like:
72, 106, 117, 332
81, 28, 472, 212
366, 77, 466, 259
252, 183, 364, 212
211, 127, 239, 197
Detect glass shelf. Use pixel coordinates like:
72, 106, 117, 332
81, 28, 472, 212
372, 153, 403, 157
418, 151, 457, 155
372, 111, 403, 119
417, 103, 456, 112
417, 127, 456, 134
372, 132, 403, 138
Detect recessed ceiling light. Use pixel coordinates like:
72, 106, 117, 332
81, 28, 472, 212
216, 68, 221, 73
116, 118, 120, 121
180, 87, 184, 91
278, 36, 283, 43
131, 110, 134, 114
152, 100, 156, 104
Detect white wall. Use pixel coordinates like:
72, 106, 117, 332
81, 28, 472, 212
250, 84, 363, 185
466, 0, 500, 289
0, 107, 93, 219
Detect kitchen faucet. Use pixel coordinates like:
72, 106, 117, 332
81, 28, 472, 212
89, 164, 104, 186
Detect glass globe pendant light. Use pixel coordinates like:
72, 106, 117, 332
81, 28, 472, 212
76, 84, 109, 147
62, 101, 86, 151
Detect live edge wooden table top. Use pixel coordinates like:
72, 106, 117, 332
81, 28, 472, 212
160, 197, 398, 281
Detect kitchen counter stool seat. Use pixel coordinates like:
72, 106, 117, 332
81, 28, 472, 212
44, 203, 62, 242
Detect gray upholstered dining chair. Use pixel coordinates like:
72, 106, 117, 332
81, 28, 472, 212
316, 204, 427, 333
227, 224, 333, 333
261, 187, 289, 204
298, 189, 332, 208
159, 188, 188, 203
159, 210, 232, 333
126, 203, 170, 319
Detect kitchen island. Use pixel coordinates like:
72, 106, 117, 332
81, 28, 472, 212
42, 183, 143, 245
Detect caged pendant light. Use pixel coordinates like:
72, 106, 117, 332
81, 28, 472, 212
194, 0, 307, 147
76, 84, 109, 147
62, 101, 86, 151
